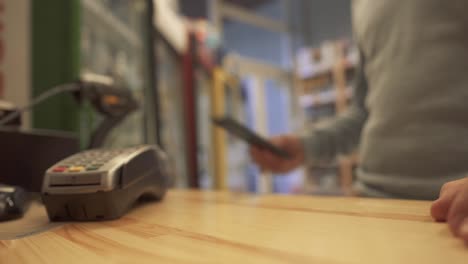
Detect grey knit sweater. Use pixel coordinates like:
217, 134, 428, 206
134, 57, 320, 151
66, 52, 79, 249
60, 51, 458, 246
303, 0, 468, 200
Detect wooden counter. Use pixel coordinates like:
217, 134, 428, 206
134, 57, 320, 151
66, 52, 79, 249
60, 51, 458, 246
1, 190, 467, 264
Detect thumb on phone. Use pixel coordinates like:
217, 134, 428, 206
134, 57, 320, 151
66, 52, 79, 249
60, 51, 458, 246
249, 135, 304, 173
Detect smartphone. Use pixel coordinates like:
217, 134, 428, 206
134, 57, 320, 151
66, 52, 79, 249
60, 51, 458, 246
212, 116, 292, 159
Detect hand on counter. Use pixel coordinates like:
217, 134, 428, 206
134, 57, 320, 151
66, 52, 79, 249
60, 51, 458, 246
431, 177, 468, 243
249, 134, 305, 173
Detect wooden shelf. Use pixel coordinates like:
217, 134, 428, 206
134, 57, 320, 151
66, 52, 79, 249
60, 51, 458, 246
299, 74, 331, 94
298, 59, 356, 82
296, 42, 359, 194
299, 86, 352, 108
298, 60, 356, 96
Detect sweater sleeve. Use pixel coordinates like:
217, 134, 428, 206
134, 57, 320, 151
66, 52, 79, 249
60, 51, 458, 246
302, 52, 369, 163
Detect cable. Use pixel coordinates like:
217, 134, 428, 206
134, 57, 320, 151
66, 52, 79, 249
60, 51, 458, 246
0, 83, 81, 126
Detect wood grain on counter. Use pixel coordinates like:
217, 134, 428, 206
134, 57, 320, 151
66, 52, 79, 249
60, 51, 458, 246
1, 190, 466, 264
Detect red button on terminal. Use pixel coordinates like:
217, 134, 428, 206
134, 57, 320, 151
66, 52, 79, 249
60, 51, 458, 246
52, 167, 67, 172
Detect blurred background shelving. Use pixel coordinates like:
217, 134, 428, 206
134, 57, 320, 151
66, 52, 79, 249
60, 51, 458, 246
32, 0, 157, 149
177, 0, 359, 194
4, 0, 360, 196
80, 0, 156, 148
295, 40, 359, 195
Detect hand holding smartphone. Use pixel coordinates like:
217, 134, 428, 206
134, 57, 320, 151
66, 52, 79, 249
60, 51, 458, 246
212, 116, 292, 160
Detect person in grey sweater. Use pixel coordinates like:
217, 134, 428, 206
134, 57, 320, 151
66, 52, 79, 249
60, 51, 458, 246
250, 0, 468, 200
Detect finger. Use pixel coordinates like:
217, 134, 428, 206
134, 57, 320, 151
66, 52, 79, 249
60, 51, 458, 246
250, 136, 299, 173
250, 147, 269, 165
251, 148, 281, 171
458, 218, 468, 243
259, 148, 280, 165
252, 154, 268, 169
265, 157, 298, 174
431, 192, 457, 222
270, 136, 286, 146
271, 136, 293, 151
431, 182, 463, 222
265, 163, 289, 174
255, 155, 287, 174
448, 187, 468, 236
276, 135, 305, 161
249, 147, 261, 162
